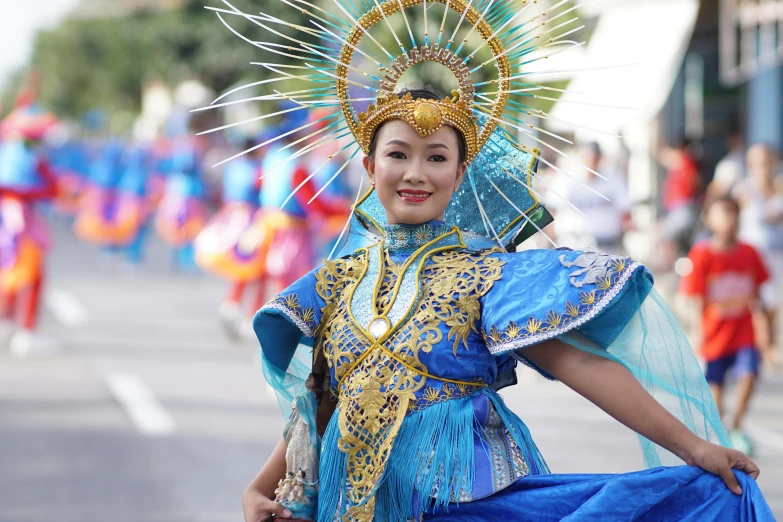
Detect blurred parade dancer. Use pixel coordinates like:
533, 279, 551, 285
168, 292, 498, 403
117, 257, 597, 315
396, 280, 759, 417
48, 137, 89, 218
680, 196, 776, 456
113, 144, 154, 265
305, 110, 352, 261
73, 140, 125, 247
250, 109, 347, 304
0, 100, 58, 356
155, 138, 208, 273
195, 136, 265, 338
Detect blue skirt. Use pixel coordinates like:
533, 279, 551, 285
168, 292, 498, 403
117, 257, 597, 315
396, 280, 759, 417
425, 466, 774, 521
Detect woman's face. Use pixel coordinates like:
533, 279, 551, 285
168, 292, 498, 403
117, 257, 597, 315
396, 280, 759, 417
362, 119, 466, 225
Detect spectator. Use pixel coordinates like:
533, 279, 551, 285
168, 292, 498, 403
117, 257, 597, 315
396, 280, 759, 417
679, 196, 776, 456
658, 137, 702, 266
735, 143, 783, 346
707, 125, 745, 200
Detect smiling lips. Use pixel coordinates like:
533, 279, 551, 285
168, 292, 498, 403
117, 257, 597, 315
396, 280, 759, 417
398, 189, 432, 203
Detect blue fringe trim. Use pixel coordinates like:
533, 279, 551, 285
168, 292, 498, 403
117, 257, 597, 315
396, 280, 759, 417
317, 411, 346, 522
317, 390, 549, 522
377, 395, 477, 520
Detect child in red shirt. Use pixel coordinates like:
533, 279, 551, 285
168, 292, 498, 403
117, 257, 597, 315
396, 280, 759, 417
679, 196, 775, 455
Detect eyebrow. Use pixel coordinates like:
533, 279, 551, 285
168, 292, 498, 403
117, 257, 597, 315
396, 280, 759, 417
384, 139, 450, 151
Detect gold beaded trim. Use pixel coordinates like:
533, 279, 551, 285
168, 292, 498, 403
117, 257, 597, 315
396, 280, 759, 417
356, 92, 479, 159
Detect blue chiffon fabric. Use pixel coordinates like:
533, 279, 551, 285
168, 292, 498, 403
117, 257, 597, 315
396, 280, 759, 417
425, 467, 774, 521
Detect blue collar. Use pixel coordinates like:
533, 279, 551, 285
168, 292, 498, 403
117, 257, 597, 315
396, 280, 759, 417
381, 220, 454, 253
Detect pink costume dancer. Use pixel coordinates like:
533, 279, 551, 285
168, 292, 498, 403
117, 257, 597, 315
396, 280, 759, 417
0, 97, 58, 355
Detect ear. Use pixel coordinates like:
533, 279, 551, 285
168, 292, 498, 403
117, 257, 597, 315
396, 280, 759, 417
454, 161, 467, 191
362, 155, 375, 184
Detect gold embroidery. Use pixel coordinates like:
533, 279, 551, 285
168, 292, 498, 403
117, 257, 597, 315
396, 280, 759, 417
317, 246, 504, 521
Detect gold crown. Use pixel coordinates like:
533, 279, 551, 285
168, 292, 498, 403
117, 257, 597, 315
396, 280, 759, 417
355, 91, 479, 163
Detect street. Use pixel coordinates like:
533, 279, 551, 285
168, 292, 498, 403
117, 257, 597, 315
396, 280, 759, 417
0, 221, 781, 521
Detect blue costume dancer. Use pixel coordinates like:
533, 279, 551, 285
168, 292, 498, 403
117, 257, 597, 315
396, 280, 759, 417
207, 1, 775, 520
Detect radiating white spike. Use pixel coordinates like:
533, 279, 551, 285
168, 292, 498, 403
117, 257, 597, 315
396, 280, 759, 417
300, 42, 380, 80
274, 130, 353, 169
523, 145, 611, 201
437, 0, 450, 45
496, 0, 577, 45
327, 176, 365, 260
463, 0, 536, 60
194, 88, 329, 112
478, 111, 611, 184
423, 0, 429, 45
254, 41, 328, 63
330, 0, 396, 60
475, 17, 581, 69
309, 20, 384, 68
212, 113, 342, 168
397, 0, 417, 48
304, 63, 377, 91
368, 0, 406, 52
308, 147, 361, 203
454, 0, 496, 55
476, 62, 639, 86
446, 0, 476, 48
475, 104, 572, 144
504, 163, 586, 218
216, 3, 335, 58
280, 0, 353, 33
468, 173, 504, 246
474, 94, 621, 138
506, 35, 585, 67
277, 142, 354, 207
211, 74, 330, 106
198, 105, 311, 137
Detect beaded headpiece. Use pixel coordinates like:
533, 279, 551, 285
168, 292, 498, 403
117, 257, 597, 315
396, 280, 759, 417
203, 0, 589, 251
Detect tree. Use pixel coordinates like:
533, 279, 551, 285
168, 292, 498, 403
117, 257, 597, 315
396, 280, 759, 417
15, 0, 310, 118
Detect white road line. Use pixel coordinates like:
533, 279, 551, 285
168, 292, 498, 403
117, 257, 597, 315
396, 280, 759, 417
106, 373, 177, 436
45, 289, 88, 327
745, 422, 783, 454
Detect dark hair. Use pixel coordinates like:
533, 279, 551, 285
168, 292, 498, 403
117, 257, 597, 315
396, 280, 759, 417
367, 88, 467, 164
708, 194, 740, 215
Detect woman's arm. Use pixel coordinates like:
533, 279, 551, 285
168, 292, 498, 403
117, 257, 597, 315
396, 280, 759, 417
243, 438, 292, 521
523, 338, 760, 494
243, 393, 335, 521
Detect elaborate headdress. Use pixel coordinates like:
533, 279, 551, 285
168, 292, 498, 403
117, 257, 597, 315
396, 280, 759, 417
202, 0, 588, 250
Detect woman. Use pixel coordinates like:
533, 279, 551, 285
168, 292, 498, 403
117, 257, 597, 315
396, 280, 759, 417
242, 90, 771, 522
205, 0, 773, 517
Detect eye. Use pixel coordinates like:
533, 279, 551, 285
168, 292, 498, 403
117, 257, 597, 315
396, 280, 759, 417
387, 150, 407, 159
429, 154, 447, 162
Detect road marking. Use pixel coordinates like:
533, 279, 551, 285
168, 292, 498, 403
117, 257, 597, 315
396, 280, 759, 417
45, 289, 88, 327
106, 373, 177, 436
745, 422, 783, 454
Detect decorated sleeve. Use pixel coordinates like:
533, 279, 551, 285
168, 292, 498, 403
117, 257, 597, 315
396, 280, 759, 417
254, 267, 326, 373
480, 248, 653, 378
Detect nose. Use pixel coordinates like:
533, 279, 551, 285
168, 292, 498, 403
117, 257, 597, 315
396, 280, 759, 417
401, 160, 425, 184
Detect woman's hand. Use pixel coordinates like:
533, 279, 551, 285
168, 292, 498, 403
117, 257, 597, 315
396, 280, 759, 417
682, 440, 760, 495
242, 488, 291, 522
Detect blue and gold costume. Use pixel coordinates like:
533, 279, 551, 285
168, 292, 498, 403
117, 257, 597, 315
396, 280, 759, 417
255, 220, 773, 521
208, 0, 774, 517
